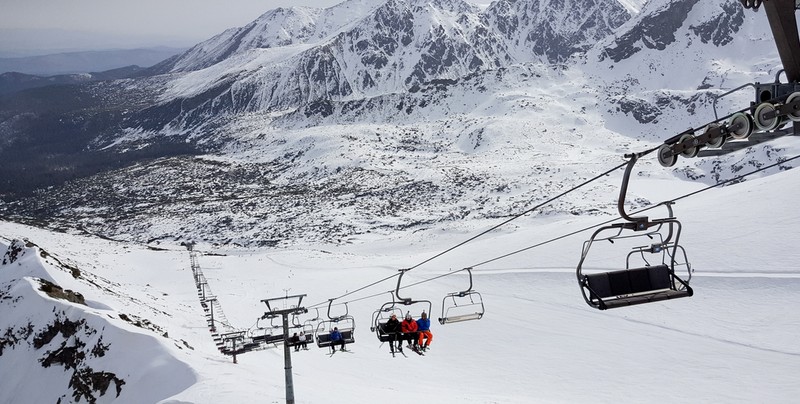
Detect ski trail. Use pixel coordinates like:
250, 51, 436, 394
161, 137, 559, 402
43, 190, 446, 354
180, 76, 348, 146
621, 317, 800, 357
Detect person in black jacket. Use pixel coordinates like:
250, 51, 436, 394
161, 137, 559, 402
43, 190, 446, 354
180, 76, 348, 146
384, 313, 402, 354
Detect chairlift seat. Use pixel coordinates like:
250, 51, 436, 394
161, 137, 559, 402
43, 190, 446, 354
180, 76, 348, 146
316, 330, 355, 348
241, 342, 260, 352
287, 335, 313, 347
583, 264, 692, 310
375, 322, 400, 342
438, 312, 483, 325
252, 334, 284, 344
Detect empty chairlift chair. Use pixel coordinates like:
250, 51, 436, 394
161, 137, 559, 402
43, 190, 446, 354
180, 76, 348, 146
576, 153, 694, 310
438, 267, 485, 325
250, 314, 286, 346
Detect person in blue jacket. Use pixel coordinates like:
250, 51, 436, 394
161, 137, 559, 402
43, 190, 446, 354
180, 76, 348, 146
330, 327, 346, 352
416, 311, 433, 351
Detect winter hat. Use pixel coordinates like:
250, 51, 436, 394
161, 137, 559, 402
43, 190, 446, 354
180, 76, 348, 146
405, 312, 412, 320
421, 311, 427, 318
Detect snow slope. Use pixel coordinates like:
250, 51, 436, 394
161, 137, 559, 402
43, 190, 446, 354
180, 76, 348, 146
1, 147, 799, 402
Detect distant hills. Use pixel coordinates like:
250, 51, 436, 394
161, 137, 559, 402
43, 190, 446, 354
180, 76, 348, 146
0, 47, 186, 76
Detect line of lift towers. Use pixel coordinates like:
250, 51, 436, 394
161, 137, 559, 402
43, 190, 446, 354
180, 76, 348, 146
189, 2, 800, 403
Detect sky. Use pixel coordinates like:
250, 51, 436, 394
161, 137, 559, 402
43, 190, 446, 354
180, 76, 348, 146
0, 0, 349, 56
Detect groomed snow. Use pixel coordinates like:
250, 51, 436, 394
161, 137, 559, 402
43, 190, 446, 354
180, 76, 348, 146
2, 152, 799, 403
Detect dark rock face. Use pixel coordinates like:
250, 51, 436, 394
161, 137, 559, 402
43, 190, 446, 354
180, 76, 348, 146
688, 1, 745, 46
2, 239, 28, 264
2, 309, 125, 403
485, 0, 630, 63
603, 0, 701, 63
617, 96, 662, 124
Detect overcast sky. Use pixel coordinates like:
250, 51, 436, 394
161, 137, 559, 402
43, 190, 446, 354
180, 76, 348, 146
0, 0, 348, 56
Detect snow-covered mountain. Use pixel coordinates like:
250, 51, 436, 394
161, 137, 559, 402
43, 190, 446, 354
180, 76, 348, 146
2, 2, 800, 401
485, 0, 630, 62
141, 0, 629, 128
150, 0, 385, 74
0, 0, 796, 249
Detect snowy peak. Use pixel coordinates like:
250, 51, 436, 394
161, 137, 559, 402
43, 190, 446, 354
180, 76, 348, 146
158, 0, 634, 121
600, 0, 745, 63
484, 0, 631, 63
154, 0, 385, 74
338, 0, 506, 89
153, 7, 322, 73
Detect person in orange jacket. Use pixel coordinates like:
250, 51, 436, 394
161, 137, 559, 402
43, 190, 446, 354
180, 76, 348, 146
400, 312, 419, 350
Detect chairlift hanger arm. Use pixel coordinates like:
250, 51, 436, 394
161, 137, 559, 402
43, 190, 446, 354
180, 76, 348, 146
395, 269, 412, 303
326, 299, 349, 320
460, 267, 475, 296
618, 153, 651, 227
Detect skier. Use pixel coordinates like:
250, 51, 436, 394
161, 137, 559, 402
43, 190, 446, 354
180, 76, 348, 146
384, 313, 402, 354
416, 311, 433, 351
400, 312, 419, 350
330, 327, 346, 352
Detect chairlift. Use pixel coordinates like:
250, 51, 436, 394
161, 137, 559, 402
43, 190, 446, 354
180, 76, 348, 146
250, 313, 285, 345
367, 269, 433, 352
576, 153, 694, 310
369, 270, 434, 343
390, 269, 433, 322
298, 308, 320, 345
284, 310, 312, 349
315, 300, 356, 351
370, 292, 406, 343
438, 267, 485, 325
220, 331, 249, 355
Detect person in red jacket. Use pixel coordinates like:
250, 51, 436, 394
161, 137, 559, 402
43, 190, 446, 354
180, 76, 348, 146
400, 312, 419, 350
